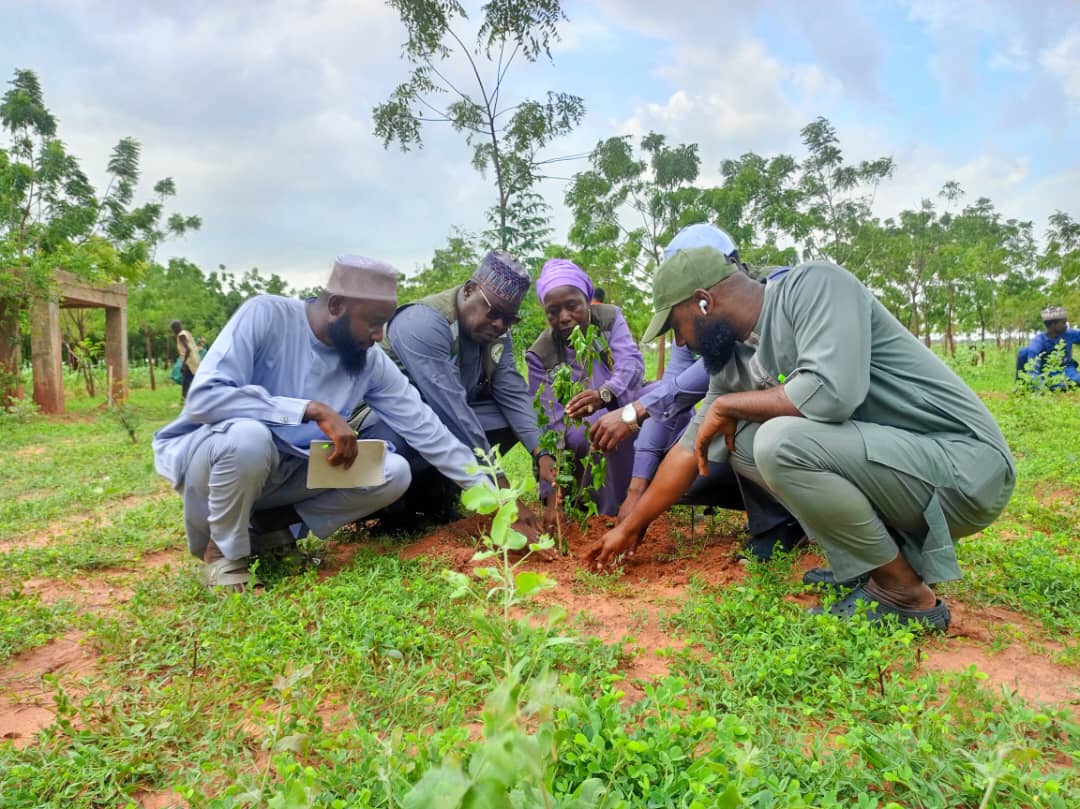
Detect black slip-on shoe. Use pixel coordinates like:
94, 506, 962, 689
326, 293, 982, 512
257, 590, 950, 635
808, 586, 951, 632
802, 566, 870, 591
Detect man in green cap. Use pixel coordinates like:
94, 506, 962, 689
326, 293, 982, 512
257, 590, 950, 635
587, 247, 1015, 631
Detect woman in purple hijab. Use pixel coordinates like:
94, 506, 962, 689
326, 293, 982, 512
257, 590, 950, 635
527, 259, 645, 522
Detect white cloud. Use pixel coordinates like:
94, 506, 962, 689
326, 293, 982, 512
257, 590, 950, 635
1040, 28, 1080, 106
903, 0, 1080, 106
618, 41, 814, 171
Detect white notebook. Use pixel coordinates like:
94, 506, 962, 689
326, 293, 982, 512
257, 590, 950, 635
306, 439, 387, 489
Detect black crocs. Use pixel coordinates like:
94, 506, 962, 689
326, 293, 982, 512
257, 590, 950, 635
802, 567, 870, 591
809, 586, 951, 632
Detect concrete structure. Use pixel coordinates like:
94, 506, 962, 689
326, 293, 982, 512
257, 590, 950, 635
30, 271, 128, 413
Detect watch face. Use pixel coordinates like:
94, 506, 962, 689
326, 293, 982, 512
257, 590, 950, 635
600, 388, 612, 404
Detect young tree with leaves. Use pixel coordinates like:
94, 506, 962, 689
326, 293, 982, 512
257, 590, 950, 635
374, 0, 585, 258
564, 132, 703, 372
794, 116, 894, 278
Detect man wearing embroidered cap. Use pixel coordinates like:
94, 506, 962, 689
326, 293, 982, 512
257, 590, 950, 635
589, 248, 1016, 632
1016, 305, 1079, 389
356, 250, 554, 522
152, 255, 490, 589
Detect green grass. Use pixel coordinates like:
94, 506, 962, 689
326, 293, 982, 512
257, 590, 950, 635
0, 347, 1077, 808
0, 588, 75, 664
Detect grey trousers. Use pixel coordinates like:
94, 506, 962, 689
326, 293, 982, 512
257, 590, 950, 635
182, 419, 411, 560
726, 417, 1014, 584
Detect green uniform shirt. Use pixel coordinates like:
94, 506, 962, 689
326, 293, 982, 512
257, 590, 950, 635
683, 261, 1013, 470
681, 262, 1015, 583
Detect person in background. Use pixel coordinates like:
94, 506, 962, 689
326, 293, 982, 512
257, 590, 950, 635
153, 256, 492, 589
527, 259, 644, 527
1016, 305, 1079, 389
171, 320, 200, 400
590, 247, 1015, 631
589, 224, 805, 562
355, 250, 555, 522
592, 287, 606, 305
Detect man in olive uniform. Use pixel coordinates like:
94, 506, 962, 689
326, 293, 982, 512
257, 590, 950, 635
590, 247, 1015, 631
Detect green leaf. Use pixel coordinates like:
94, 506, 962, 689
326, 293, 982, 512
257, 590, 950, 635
504, 528, 528, 551
514, 570, 552, 598
272, 733, 309, 754
461, 484, 499, 515
491, 501, 518, 545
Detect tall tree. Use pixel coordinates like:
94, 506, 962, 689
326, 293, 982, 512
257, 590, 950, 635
1041, 210, 1080, 314
0, 68, 201, 403
374, 0, 585, 258
699, 151, 802, 265
564, 132, 702, 370
794, 117, 894, 278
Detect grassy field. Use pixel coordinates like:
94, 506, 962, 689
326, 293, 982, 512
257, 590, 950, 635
0, 350, 1077, 808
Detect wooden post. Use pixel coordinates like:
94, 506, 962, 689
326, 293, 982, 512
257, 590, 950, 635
30, 297, 64, 414
104, 304, 128, 403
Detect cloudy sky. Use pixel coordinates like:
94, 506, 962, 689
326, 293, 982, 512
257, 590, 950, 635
4, 0, 1080, 290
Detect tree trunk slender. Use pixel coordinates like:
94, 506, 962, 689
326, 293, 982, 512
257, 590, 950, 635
0, 297, 23, 406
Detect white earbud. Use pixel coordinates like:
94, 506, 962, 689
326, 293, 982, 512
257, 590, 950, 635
698, 300, 708, 314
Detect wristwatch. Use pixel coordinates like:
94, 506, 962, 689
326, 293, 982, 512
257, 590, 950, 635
621, 402, 640, 433
598, 387, 613, 407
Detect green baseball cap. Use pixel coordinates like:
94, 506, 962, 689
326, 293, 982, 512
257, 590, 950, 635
641, 246, 740, 343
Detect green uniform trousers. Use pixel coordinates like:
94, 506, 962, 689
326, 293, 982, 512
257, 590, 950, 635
725, 417, 1015, 584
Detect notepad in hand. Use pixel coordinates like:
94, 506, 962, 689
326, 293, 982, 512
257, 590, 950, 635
306, 439, 387, 489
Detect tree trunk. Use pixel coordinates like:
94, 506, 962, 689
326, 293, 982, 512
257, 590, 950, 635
144, 327, 156, 391
656, 334, 667, 379
946, 287, 956, 356
0, 297, 24, 406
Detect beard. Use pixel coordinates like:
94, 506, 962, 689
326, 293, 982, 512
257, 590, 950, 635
328, 316, 369, 376
696, 316, 739, 375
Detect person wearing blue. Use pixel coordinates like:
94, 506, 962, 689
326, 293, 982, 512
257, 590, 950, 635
590, 223, 804, 561
152, 255, 488, 589
356, 250, 555, 521
1016, 306, 1079, 389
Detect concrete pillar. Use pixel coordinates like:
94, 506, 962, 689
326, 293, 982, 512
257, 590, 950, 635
30, 297, 64, 414
105, 304, 128, 403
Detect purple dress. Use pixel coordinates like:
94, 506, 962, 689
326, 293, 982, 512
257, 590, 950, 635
526, 306, 645, 516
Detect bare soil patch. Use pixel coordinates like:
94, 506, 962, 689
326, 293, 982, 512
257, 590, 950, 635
924, 602, 1080, 718
0, 631, 99, 748
394, 515, 1080, 714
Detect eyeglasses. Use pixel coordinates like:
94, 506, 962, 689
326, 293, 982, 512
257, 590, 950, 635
476, 286, 522, 327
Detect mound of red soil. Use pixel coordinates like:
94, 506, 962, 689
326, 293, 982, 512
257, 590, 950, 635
398, 512, 749, 589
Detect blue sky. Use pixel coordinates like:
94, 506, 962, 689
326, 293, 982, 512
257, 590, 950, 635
3, 0, 1079, 290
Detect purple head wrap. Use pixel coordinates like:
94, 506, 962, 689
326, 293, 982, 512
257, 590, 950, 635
537, 258, 594, 304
